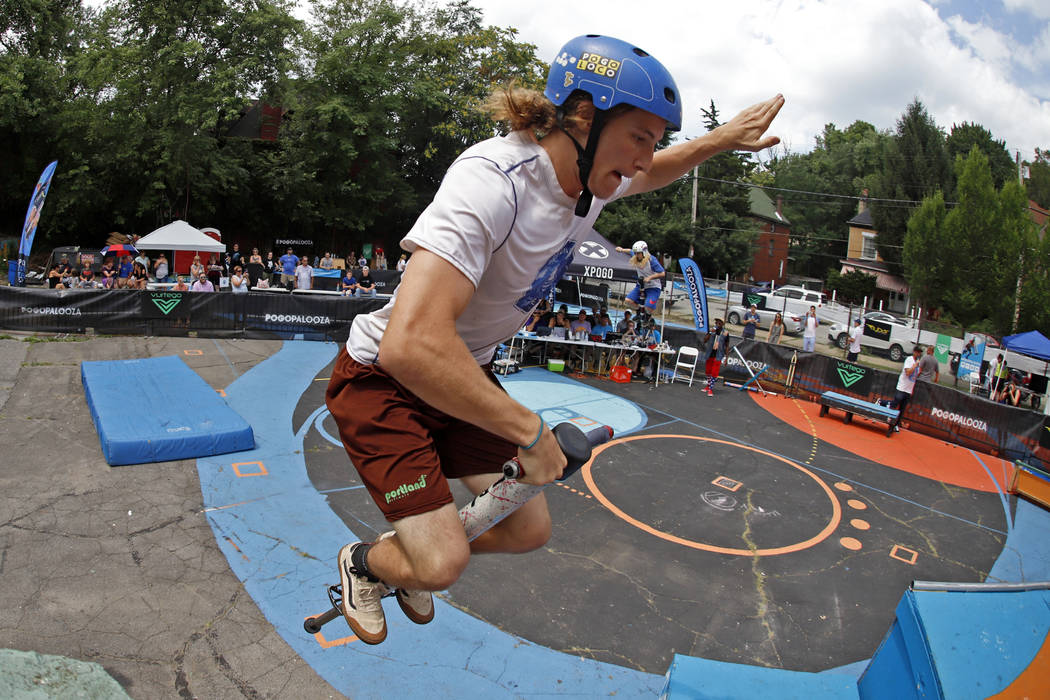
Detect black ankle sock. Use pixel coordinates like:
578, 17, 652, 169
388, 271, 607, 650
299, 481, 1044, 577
351, 543, 380, 583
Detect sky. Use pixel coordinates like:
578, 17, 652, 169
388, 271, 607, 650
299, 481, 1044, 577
462, 0, 1050, 164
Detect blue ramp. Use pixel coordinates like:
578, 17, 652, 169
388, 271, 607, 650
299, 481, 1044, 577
82, 355, 254, 466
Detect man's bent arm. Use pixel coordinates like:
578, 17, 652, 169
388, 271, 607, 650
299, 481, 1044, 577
378, 249, 565, 484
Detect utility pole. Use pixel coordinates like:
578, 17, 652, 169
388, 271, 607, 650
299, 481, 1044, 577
1012, 151, 1025, 333
691, 165, 698, 225
688, 165, 698, 260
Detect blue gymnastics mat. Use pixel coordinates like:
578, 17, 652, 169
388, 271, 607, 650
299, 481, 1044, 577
82, 355, 254, 466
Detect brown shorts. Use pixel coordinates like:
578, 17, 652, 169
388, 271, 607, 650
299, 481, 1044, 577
325, 349, 516, 521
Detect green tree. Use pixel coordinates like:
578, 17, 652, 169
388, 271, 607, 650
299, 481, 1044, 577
902, 190, 951, 311
1026, 148, 1050, 209
90, 0, 302, 231
1016, 215, 1050, 334
824, 268, 877, 305
1000, 178, 1040, 333
282, 0, 544, 251
691, 100, 759, 278
769, 121, 888, 279
907, 148, 1025, 332
946, 122, 1014, 190
870, 99, 951, 272
0, 0, 94, 242
597, 100, 763, 277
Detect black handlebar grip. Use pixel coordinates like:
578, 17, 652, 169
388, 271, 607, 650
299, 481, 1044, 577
554, 423, 613, 481
502, 422, 613, 480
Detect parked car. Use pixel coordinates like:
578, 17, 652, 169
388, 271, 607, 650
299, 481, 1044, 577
966, 332, 1001, 349
726, 306, 804, 335
754, 285, 828, 318
827, 311, 915, 361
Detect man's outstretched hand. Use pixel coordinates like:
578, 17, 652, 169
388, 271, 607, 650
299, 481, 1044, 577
714, 94, 785, 153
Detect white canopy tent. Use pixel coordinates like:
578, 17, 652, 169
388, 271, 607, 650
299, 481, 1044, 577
135, 220, 225, 253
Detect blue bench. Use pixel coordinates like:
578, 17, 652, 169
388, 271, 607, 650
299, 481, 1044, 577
818, 391, 900, 437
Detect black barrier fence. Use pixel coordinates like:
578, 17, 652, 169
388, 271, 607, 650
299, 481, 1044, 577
310, 269, 403, 293
3, 285, 1046, 468
0, 286, 385, 342
660, 325, 1047, 468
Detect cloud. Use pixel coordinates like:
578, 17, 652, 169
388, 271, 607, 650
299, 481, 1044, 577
1003, 0, 1050, 21
946, 15, 1015, 69
470, 0, 1050, 158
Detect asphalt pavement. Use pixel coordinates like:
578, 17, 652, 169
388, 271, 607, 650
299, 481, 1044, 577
0, 334, 339, 699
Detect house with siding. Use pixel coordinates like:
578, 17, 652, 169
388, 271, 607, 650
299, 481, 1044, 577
838, 198, 910, 313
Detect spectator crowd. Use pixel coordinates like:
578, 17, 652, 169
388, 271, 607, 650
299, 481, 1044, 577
44, 245, 402, 296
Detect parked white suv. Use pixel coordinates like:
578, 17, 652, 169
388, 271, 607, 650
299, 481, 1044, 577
827, 311, 916, 362
752, 286, 827, 318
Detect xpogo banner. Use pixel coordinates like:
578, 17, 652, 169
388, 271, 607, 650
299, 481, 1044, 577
15, 160, 58, 287
678, 257, 709, 334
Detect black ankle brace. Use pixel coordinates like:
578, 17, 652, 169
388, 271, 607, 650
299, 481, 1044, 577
350, 543, 380, 583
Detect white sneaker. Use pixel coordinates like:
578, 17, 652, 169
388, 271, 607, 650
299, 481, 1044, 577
338, 542, 388, 644
377, 531, 434, 625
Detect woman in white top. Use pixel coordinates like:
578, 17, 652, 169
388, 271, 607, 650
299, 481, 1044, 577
323, 34, 783, 645
229, 265, 248, 294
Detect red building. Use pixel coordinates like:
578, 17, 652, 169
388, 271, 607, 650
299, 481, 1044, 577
747, 188, 790, 286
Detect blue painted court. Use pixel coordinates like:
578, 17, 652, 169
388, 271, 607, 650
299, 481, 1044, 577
143, 340, 1049, 698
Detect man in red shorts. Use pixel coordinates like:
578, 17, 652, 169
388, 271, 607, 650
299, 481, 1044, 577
703, 317, 729, 397
325, 34, 783, 644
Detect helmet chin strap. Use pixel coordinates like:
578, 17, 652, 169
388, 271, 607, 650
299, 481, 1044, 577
559, 109, 608, 218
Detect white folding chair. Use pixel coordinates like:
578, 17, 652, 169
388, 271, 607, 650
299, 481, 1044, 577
672, 346, 700, 386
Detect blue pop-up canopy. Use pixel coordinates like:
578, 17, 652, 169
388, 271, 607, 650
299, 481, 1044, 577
1001, 330, 1050, 362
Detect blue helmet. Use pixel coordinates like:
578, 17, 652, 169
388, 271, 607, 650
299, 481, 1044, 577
545, 35, 682, 131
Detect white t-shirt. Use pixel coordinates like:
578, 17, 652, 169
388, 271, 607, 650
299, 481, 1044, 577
346, 131, 629, 365
897, 356, 919, 394
804, 314, 818, 338
295, 264, 312, 290
848, 324, 862, 353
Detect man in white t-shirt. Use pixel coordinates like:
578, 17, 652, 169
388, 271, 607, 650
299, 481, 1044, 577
890, 346, 923, 431
802, 306, 819, 352
322, 34, 784, 645
294, 259, 313, 290
846, 317, 863, 362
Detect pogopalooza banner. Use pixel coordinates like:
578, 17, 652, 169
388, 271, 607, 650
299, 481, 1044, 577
15, 161, 59, 287
678, 258, 709, 334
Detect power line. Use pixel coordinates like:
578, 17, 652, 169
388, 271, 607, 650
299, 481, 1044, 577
685, 174, 954, 207
693, 225, 905, 249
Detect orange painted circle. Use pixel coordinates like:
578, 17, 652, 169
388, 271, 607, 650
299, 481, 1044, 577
850, 519, 871, 530
847, 499, 868, 510
583, 435, 842, 557
840, 537, 863, 550
834, 482, 854, 492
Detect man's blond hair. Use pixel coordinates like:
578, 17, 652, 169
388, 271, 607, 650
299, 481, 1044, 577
481, 82, 633, 139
